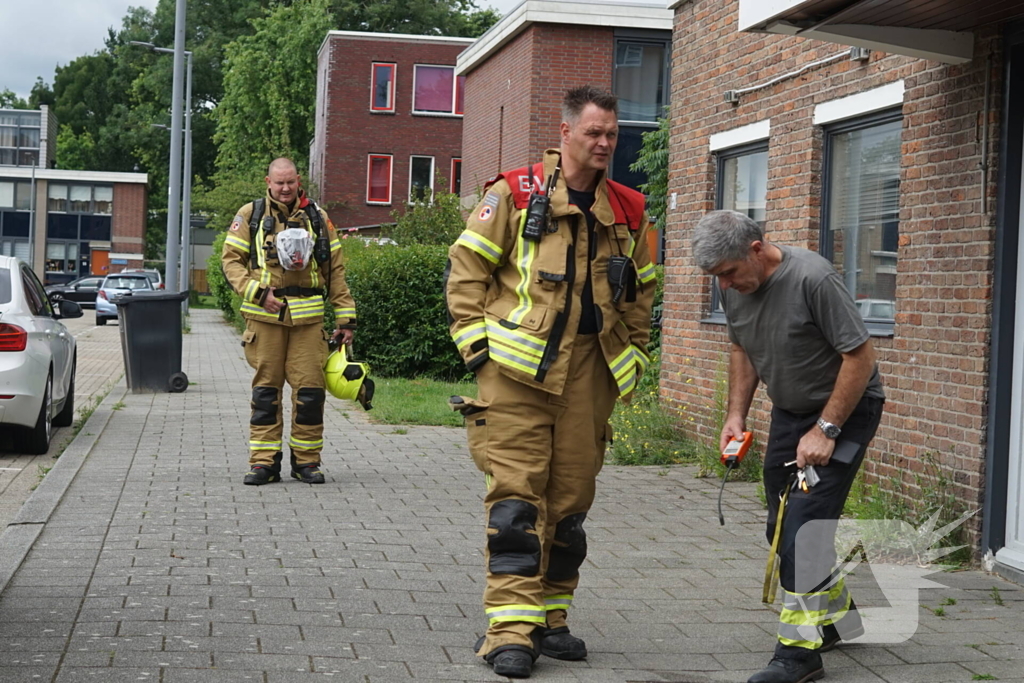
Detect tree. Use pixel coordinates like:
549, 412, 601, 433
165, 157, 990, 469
331, 0, 499, 37
0, 89, 29, 109
630, 114, 669, 234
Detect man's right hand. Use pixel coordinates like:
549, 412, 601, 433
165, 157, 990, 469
719, 415, 747, 453
262, 290, 285, 314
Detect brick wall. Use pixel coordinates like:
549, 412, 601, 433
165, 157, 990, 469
112, 183, 147, 267
317, 36, 468, 229
663, 0, 1001, 541
461, 24, 614, 200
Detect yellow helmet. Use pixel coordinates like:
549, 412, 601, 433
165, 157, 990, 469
324, 344, 375, 410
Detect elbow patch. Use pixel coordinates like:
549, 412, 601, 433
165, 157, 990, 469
251, 386, 280, 426
295, 387, 326, 426
487, 499, 541, 576
546, 512, 588, 582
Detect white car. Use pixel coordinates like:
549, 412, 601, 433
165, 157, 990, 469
0, 255, 83, 454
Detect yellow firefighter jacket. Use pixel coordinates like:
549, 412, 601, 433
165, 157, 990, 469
221, 189, 356, 328
446, 149, 657, 398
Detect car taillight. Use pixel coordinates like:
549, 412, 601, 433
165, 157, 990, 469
99, 290, 108, 300
0, 323, 28, 352
158, 283, 165, 289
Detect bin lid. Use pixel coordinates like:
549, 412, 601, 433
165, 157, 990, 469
113, 290, 189, 306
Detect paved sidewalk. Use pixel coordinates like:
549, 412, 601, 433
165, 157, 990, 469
1, 309, 1023, 682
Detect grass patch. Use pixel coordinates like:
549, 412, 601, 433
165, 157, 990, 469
189, 293, 218, 309
353, 376, 476, 427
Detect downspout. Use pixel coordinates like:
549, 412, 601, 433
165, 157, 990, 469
982, 53, 992, 216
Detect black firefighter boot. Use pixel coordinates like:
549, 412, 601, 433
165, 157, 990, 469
474, 628, 543, 678
747, 650, 824, 683
540, 626, 588, 660
290, 452, 325, 484
244, 452, 282, 485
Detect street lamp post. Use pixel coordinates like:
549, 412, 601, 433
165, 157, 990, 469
130, 40, 193, 301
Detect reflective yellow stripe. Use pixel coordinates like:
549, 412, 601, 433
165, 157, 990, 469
485, 604, 547, 624
453, 322, 487, 351
544, 594, 573, 611
243, 280, 259, 303
330, 238, 342, 252
456, 231, 503, 264
638, 262, 656, 284
225, 234, 250, 251
634, 346, 651, 373
777, 588, 828, 648
249, 440, 282, 450
485, 320, 545, 358
507, 211, 536, 325
240, 303, 281, 320
289, 437, 324, 449
335, 308, 357, 319
627, 236, 637, 258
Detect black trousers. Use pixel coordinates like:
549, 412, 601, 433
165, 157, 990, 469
765, 395, 884, 598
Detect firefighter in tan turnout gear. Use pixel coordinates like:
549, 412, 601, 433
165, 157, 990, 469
446, 86, 656, 678
221, 158, 357, 486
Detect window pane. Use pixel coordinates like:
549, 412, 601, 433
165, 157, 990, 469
0, 126, 15, 146
3, 212, 30, 237
368, 157, 392, 203
827, 119, 901, 321
410, 157, 433, 202
614, 41, 666, 123
452, 159, 462, 195
0, 149, 14, 165
722, 152, 769, 225
14, 182, 32, 210
611, 126, 651, 191
46, 242, 66, 260
81, 215, 112, 241
414, 66, 455, 113
47, 214, 78, 239
70, 185, 92, 212
0, 182, 12, 209
48, 183, 68, 212
372, 64, 394, 110
94, 186, 113, 214
12, 241, 29, 262
18, 150, 38, 166
19, 128, 40, 147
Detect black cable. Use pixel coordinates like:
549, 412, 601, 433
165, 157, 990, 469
717, 460, 738, 526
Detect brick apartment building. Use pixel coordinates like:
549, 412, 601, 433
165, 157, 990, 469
1, 106, 148, 284
661, 0, 1024, 577
311, 31, 474, 232
456, 0, 673, 261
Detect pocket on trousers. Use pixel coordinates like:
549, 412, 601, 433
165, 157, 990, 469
241, 327, 257, 369
458, 397, 491, 474
597, 422, 613, 475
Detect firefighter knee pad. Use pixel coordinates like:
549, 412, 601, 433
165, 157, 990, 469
251, 386, 280, 426
487, 499, 541, 576
546, 512, 588, 582
295, 387, 326, 426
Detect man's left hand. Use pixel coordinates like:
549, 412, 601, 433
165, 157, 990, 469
332, 328, 354, 346
797, 427, 835, 468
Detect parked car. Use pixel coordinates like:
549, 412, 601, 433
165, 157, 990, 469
44, 275, 104, 309
95, 274, 153, 325
121, 268, 164, 290
0, 255, 83, 454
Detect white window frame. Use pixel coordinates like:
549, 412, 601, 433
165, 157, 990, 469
370, 62, 397, 113
412, 64, 463, 117
408, 155, 435, 203
366, 154, 393, 205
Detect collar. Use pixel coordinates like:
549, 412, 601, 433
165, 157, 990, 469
544, 148, 616, 227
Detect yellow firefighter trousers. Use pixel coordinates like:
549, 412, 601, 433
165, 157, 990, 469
471, 334, 618, 656
242, 319, 328, 466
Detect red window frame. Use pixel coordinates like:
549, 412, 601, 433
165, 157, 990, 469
366, 154, 393, 204
455, 76, 466, 116
451, 158, 462, 194
370, 63, 396, 113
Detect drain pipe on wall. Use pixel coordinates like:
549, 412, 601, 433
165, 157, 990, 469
981, 52, 992, 217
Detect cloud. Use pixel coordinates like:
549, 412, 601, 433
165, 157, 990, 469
0, 0, 158, 98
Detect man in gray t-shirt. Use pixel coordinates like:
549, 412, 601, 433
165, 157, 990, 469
692, 211, 885, 683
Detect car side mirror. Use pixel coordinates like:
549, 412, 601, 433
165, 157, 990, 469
54, 299, 84, 320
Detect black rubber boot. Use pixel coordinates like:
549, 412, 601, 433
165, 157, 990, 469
290, 453, 325, 484
540, 626, 587, 660
473, 629, 542, 678
747, 653, 824, 683
244, 452, 282, 486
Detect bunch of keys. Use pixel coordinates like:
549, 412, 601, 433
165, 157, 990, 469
784, 460, 821, 492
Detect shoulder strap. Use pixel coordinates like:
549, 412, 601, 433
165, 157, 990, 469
249, 198, 265, 269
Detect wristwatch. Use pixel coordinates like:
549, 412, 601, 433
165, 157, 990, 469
817, 418, 841, 439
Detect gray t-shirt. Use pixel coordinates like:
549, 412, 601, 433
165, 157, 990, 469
721, 245, 884, 414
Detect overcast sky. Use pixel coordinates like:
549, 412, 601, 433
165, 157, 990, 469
2, 0, 660, 98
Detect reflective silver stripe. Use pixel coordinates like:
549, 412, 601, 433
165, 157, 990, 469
776, 621, 823, 647
454, 323, 486, 350
489, 344, 540, 373
544, 595, 573, 609
249, 441, 282, 450
486, 607, 547, 622
638, 263, 656, 283
335, 308, 357, 318
225, 234, 250, 251
289, 437, 323, 449
610, 348, 634, 377
456, 231, 502, 263
782, 591, 830, 613
485, 321, 545, 355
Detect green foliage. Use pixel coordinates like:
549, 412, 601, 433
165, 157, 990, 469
648, 264, 664, 353
0, 89, 28, 109
629, 113, 669, 234
331, 0, 499, 37
343, 243, 465, 379
206, 230, 244, 332
359, 376, 476, 427
385, 180, 465, 246
56, 125, 97, 170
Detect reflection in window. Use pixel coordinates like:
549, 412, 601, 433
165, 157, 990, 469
413, 65, 464, 115
409, 156, 434, 203
614, 41, 666, 123
14, 182, 31, 210
825, 115, 901, 323
713, 143, 769, 314
371, 63, 396, 112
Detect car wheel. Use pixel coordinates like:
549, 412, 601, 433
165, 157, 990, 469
54, 358, 76, 428
24, 373, 53, 455
96, 316, 107, 326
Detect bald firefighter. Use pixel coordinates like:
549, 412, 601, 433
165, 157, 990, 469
445, 86, 656, 678
222, 157, 356, 486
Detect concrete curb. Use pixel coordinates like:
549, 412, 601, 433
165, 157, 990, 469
0, 379, 127, 595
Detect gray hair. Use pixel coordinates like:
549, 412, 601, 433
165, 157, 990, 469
691, 210, 764, 272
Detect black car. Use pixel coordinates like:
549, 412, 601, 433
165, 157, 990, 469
45, 275, 105, 309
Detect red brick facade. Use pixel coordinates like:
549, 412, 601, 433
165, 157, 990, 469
313, 34, 471, 229
663, 0, 1002, 542
111, 182, 147, 266
461, 25, 615, 199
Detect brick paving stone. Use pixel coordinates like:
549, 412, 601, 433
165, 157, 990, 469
1, 310, 1024, 683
